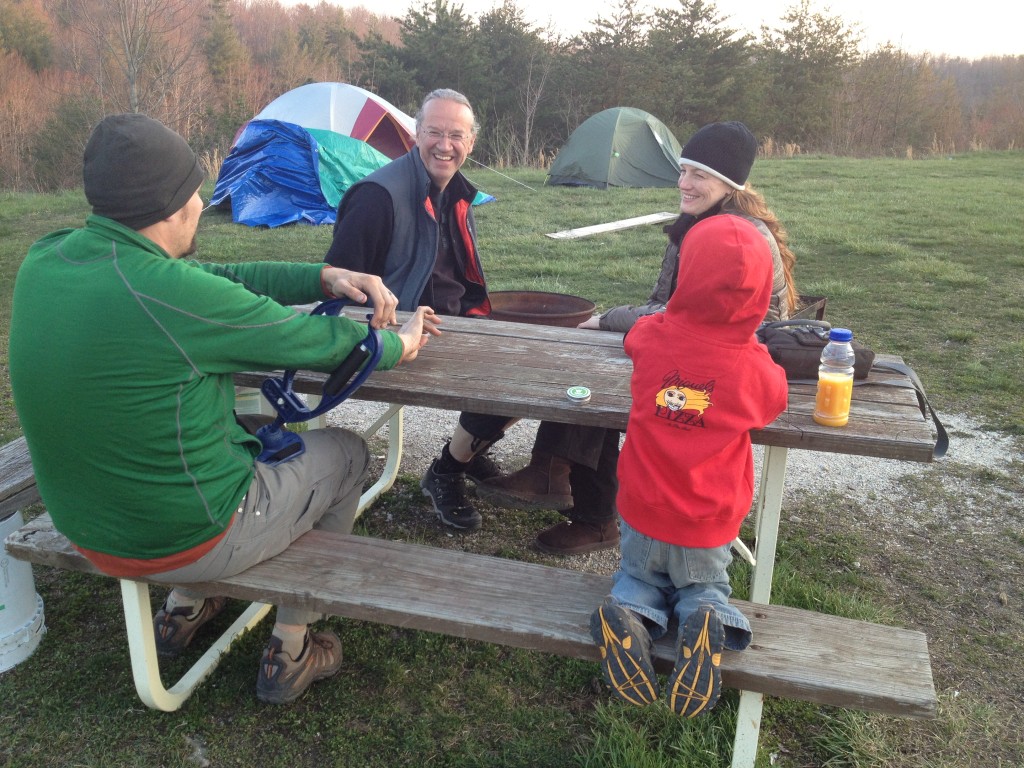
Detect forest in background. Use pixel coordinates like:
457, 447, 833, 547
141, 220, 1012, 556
1, 0, 1022, 191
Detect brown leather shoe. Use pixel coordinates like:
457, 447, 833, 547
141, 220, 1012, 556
535, 518, 619, 555
476, 452, 572, 510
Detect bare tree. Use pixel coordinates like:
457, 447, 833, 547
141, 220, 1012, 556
516, 43, 552, 165
0, 52, 54, 187
833, 47, 964, 155
52, 0, 208, 136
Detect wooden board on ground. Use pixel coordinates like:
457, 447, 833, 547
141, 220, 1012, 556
546, 212, 677, 240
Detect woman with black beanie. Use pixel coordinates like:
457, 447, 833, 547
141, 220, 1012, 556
477, 121, 798, 555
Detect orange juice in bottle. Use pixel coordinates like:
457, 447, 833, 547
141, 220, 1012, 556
813, 328, 855, 427
814, 370, 854, 426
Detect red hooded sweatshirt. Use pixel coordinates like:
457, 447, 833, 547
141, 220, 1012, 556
617, 215, 788, 548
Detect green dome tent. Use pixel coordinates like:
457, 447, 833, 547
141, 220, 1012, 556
546, 107, 683, 189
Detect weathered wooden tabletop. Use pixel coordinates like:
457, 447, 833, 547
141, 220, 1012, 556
235, 312, 937, 463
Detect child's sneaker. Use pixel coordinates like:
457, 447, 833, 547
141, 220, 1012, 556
667, 604, 725, 717
256, 630, 344, 704
589, 596, 659, 706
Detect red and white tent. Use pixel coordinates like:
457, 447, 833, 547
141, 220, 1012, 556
253, 82, 416, 160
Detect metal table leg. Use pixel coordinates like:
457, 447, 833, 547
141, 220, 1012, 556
356, 404, 404, 516
731, 445, 789, 767
119, 579, 271, 711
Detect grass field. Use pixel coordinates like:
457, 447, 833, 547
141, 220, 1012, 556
1, 152, 1022, 767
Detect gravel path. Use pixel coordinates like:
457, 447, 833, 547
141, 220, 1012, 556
324, 402, 1020, 576
328, 402, 1014, 506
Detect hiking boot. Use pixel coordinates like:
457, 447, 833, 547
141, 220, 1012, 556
465, 451, 502, 485
535, 518, 619, 555
421, 459, 482, 531
153, 596, 228, 657
476, 452, 572, 510
667, 604, 725, 718
589, 596, 659, 706
256, 630, 344, 704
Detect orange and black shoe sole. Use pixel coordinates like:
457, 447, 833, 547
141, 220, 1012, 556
667, 604, 725, 717
589, 598, 659, 706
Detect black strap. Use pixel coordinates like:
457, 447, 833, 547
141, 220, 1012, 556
789, 362, 947, 458
868, 360, 949, 458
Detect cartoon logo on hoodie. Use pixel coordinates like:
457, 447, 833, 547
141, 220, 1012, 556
655, 377, 712, 428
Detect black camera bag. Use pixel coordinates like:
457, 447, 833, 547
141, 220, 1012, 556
755, 320, 875, 380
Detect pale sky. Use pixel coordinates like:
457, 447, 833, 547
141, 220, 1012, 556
304, 0, 1022, 60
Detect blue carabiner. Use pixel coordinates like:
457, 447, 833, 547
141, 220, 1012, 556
256, 299, 383, 465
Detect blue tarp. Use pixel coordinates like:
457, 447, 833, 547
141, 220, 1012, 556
211, 119, 391, 227
212, 120, 331, 227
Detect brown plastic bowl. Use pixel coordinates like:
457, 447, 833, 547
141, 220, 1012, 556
488, 290, 597, 328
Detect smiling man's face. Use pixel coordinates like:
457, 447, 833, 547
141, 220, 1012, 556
416, 98, 476, 192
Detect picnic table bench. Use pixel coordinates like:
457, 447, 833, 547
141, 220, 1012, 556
3, 314, 940, 768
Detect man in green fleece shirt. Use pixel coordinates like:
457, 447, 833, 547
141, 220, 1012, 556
9, 113, 440, 704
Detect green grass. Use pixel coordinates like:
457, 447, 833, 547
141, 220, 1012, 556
2, 153, 1024, 767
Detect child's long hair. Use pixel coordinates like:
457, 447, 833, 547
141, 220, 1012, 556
722, 185, 798, 316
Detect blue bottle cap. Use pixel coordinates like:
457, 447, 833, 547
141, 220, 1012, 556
829, 328, 853, 342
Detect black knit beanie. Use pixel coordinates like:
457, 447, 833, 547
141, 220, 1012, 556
83, 113, 206, 230
678, 121, 757, 190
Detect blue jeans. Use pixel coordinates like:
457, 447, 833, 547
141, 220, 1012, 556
610, 519, 751, 651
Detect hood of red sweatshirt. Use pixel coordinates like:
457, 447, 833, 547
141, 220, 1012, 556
663, 214, 773, 348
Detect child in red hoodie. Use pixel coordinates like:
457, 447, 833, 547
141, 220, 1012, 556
590, 215, 788, 717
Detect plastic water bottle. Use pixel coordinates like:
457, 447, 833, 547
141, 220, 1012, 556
813, 328, 855, 427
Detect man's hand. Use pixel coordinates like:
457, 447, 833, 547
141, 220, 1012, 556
396, 307, 442, 364
577, 316, 601, 330
322, 267, 399, 329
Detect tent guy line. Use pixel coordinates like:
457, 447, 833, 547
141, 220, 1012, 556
467, 157, 538, 192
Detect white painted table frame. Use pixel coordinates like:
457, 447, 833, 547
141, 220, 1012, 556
733, 444, 789, 767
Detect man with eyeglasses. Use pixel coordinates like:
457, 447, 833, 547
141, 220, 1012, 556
325, 88, 515, 533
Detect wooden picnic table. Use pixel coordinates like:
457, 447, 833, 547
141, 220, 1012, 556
235, 310, 938, 768
237, 310, 937, 603
235, 310, 936, 461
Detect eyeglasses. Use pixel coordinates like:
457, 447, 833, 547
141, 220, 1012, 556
420, 128, 471, 146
